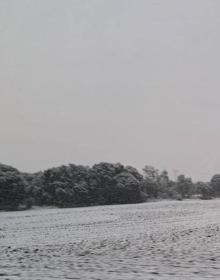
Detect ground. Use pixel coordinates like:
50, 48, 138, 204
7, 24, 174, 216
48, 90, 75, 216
0, 199, 220, 279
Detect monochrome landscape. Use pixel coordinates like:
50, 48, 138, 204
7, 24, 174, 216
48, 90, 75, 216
1, 199, 220, 280
1, 0, 220, 279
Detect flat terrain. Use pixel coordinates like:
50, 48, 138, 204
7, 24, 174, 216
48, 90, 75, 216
1, 199, 220, 280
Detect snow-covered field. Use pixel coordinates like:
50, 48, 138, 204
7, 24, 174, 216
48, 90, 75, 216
0, 199, 220, 280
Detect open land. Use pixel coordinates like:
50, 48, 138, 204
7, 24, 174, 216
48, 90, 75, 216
1, 199, 220, 279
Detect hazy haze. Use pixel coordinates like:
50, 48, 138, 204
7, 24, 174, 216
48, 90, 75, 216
1, 0, 220, 181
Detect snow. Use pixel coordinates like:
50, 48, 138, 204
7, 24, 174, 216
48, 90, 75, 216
1, 199, 220, 279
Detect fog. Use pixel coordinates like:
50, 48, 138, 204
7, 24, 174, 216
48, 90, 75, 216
1, 0, 220, 180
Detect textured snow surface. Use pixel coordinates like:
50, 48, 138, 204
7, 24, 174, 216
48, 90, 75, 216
0, 199, 220, 279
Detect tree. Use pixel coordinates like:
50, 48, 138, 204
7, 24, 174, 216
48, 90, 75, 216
0, 164, 26, 210
210, 174, 220, 196
91, 162, 143, 205
176, 174, 193, 199
143, 166, 160, 183
114, 171, 143, 203
142, 166, 160, 198
142, 166, 173, 199
196, 182, 214, 200
37, 165, 91, 207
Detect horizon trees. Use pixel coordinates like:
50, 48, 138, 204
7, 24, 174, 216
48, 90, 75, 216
0, 164, 26, 210
25, 162, 144, 208
210, 174, 220, 196
0, 162, 220, 211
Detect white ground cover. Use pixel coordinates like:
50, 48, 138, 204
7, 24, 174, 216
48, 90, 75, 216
0, 199, 220, 279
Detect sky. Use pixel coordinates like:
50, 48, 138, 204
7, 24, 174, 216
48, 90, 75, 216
0, 0, 220, 181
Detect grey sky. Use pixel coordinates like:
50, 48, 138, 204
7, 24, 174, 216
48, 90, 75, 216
1, 0, 220, 181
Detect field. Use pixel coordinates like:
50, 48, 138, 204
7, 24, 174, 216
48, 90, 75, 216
0, 199, 220, 280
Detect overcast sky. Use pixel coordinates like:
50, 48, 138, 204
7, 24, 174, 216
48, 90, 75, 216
1, 0, 220, 181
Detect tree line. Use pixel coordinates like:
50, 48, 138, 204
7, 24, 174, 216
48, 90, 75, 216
0, 162, 220, 211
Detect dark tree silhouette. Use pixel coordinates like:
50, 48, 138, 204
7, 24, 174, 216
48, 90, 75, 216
0, 164, 26, 210
211, 174, 220, 196
0, 161, 217, 211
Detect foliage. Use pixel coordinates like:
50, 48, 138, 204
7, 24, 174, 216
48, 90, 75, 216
22, 163, 144, 208
0, 164, 26, 210
210, 174, 220, 196
195, 182, 214, 200
0, 161, 219, 211
142, 166, 174, 199
176, 174, 194, 199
